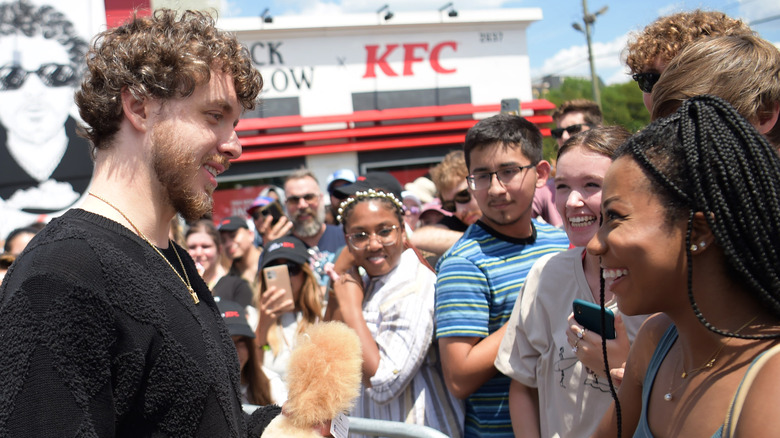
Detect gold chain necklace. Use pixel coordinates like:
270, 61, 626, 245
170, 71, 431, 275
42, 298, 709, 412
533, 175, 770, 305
89, 192, 199, 304
663, 316, 758, 402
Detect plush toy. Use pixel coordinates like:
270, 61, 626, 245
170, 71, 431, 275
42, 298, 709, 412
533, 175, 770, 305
262, 321, 362, 438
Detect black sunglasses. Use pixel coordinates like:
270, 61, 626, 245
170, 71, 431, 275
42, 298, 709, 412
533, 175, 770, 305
632, 72, 661, 94
0, 63, 78, 91
441, 189, 471, 213
267, 261, 302, 276
550, 123, 593, 139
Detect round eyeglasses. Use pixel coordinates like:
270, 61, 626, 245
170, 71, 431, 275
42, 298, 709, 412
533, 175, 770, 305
346, 225, 400, 249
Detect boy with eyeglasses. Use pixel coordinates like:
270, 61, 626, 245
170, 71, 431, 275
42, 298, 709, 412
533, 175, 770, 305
435, 114, 569, 438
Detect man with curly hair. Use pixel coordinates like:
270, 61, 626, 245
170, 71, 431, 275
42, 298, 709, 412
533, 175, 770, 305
624, 9, 753, 112
0, 9, 298, 437
0, 0, 92, 236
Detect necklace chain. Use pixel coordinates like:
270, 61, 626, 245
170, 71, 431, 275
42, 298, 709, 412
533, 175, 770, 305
88, 192, 199, 304
663, 316, 758, 401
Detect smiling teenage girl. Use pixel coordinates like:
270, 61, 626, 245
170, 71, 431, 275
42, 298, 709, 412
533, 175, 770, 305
495, 126, 647, 438
328, 189, 464, 438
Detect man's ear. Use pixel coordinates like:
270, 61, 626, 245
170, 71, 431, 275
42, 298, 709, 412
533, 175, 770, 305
689, 211, 715, 254
121, 87, 151, 133
757, 102, 779, 135
534, 160, 552, 188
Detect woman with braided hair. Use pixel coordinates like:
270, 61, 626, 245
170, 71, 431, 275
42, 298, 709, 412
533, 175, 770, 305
589, 95, 780, 438
326, 189, 464, 437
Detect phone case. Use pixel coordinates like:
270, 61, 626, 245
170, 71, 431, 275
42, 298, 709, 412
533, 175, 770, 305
262, 202, 284, 226
572, 298, 616, 339
263, 265, 293, 301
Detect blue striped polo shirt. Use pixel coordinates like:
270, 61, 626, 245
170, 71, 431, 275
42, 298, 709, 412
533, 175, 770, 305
435, 219, 569, 438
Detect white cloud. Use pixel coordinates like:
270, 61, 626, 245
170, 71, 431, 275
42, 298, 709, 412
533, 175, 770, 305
532, 33, 629, 85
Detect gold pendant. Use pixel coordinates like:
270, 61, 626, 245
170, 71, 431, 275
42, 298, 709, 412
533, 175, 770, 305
188, 286, 199, 304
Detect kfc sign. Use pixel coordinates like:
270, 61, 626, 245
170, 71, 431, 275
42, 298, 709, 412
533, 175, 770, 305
363, 41, 457, 78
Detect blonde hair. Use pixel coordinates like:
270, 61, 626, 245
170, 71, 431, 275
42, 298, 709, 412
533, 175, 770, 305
430, 150, 468, 195
651, 34, 780, 146
258, 263, 322, 356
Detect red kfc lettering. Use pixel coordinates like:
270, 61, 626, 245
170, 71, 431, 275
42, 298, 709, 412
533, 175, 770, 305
430, 41, 457, 73
364, 41, 458, 78
403, 43, 428, 76
363, 44, 399, 78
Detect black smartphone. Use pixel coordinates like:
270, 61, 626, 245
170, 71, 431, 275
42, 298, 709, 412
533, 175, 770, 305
572, 299, 616, 339
260, 201, 284, 226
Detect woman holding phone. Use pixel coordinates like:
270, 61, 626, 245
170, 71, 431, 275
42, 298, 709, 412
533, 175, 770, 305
591, 97, 780, 437
327, 189, 463, 438
495, 126, 647, 438
254, 235, 322, 403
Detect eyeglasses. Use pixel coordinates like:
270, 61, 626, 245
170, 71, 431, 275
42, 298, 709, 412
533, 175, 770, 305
286, 193, 318, 205
466, 164, 536, 191
405, 206, 421, 215
346, 225, 400, 249
441, 189, 472, 213
550, 124, 593, 139
267, 262, 302, 276
0, 63, 78, 91
632, 72, 661, 94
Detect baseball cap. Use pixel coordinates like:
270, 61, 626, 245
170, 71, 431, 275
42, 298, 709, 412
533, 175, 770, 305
218, 216, 249, 232
403, 176, 437, 204
246, 195, 274, 216
420, 199, 452, 218
334, 171, 403, 201
217, 300, 255, 339
261, 235, 310, 270
326, 169, 357, 193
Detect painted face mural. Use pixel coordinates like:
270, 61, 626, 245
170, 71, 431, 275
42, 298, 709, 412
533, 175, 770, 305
0, 0, 99, 238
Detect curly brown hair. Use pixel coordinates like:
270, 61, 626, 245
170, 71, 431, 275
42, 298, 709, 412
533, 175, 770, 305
624, 9, 753, 74
429, 150, 468, 195
75, 9, 263, 150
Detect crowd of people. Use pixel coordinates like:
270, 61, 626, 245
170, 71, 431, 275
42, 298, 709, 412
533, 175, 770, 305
1, 4, 779, 438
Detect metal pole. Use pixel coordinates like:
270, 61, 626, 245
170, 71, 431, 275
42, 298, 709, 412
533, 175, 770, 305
582, 0, 601, 108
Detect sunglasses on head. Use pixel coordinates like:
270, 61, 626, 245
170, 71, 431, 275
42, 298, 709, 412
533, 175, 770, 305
632, 72, 661, 94
441, 189, 471, 213
550, 123, 593, 139
268, 261, 302, 276
0, 63, 78, 91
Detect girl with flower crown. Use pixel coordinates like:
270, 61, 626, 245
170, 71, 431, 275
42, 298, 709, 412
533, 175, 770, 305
325, 189, 464, 437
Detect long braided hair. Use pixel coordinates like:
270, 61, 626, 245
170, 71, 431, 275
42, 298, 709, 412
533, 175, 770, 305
615, 95, 780, 335
598, 95, 780, 437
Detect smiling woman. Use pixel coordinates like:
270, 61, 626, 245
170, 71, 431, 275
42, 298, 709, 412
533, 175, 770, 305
327, 189, 464, 438
590, 96, 780, 438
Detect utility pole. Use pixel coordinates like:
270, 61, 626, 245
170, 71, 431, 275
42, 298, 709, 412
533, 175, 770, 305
572, 0, 607, 108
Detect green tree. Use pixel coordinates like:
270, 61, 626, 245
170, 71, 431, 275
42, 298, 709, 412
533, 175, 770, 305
541, 77, 650, 161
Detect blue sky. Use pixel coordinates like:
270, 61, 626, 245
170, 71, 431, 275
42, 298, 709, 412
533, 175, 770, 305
221, 0, 780, 85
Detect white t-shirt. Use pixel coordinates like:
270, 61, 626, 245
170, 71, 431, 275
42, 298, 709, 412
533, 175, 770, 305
495, 247, 646, 438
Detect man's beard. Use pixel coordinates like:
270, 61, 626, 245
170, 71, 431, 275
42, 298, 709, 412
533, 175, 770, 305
151, 124, 227, 221
293, 205, 324, 238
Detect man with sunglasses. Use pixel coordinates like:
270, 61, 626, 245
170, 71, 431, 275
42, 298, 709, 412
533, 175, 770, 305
283, 169, 346, 285
435, 114, 569, 438
409, 150, 481, 257
220, 216, 263, 295
624, 9, 752, 112
0, 0, 93, 238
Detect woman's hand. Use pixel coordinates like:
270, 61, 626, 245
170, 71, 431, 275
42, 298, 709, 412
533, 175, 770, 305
329, 267, 364, 321
256, 285, 295, 344
566, 312, 630, 381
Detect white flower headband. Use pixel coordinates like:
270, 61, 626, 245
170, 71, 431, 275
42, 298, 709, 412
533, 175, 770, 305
336, 189, 404, 223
